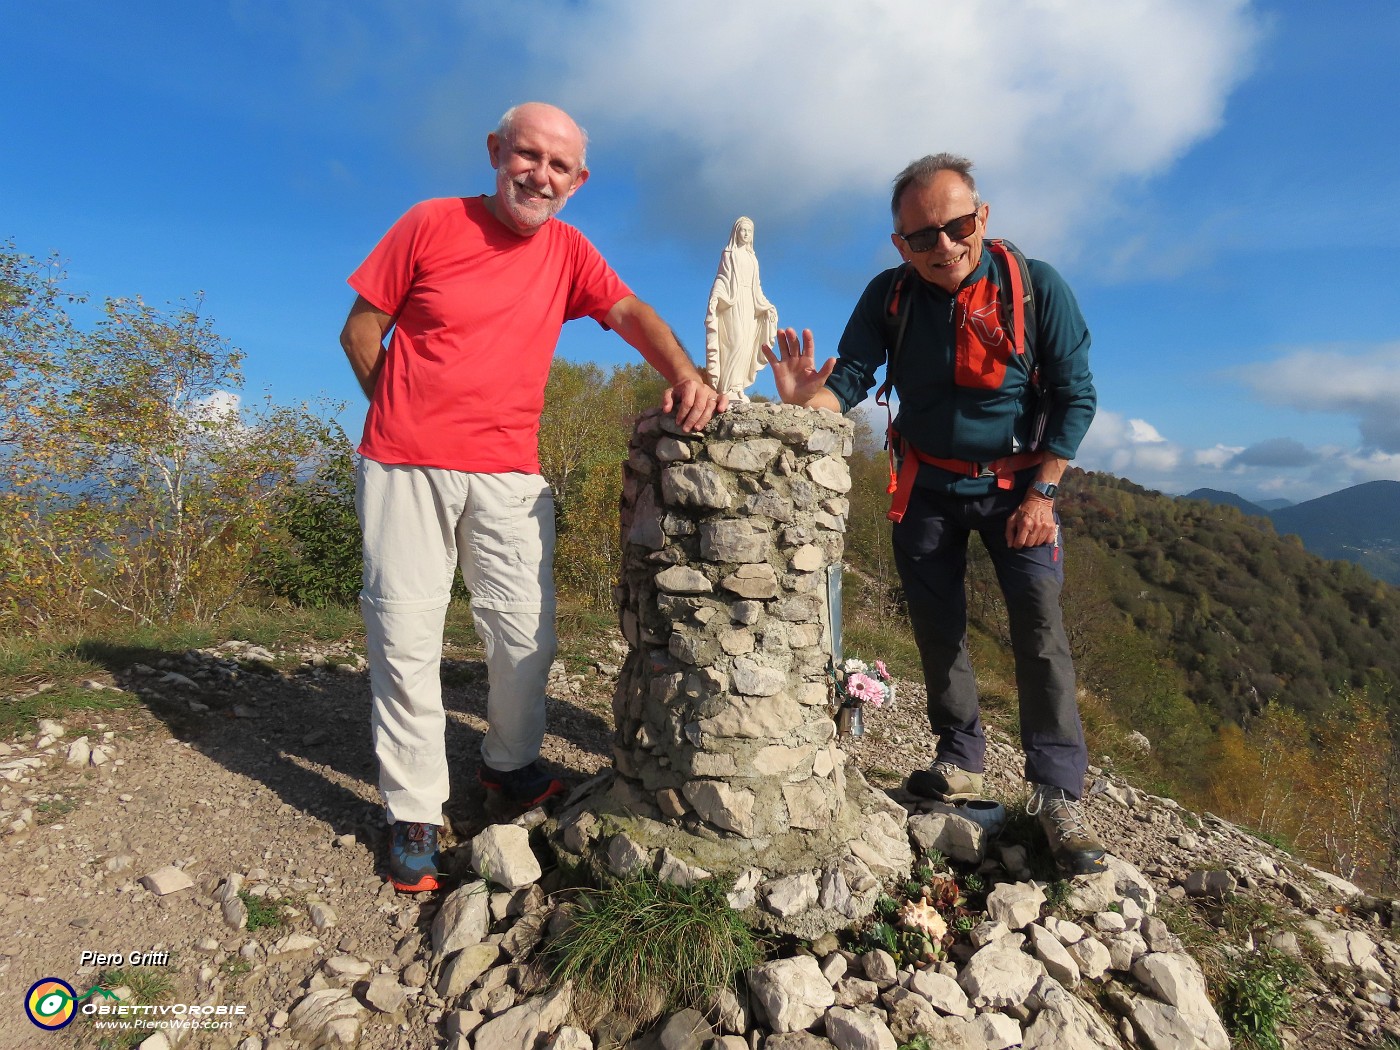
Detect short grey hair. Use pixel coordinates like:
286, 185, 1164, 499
890, 153, 980, 230
495, 103, 589, 172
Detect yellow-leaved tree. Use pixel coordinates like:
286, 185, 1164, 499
1, 243, 341, 628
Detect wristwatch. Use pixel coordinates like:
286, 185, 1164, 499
1029, 480, 1058, 501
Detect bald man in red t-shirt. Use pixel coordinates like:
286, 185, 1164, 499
340, 102, 725, 892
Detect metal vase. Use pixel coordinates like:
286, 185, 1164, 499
837, 702, 865, 737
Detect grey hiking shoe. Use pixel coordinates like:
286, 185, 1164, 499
1027, 784, 1107, 875
907, 761, 984, 802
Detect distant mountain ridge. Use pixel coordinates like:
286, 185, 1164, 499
1183, 487, 1268, 517
1184, 480, 1400, 584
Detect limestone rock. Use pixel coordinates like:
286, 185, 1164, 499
905, 967, 972, 1017
655, 566, 713, 594
654, 1008, 715, 1050
139, 866, 193, 896
748, 956, 835, 1033
287, 989, 365, 1047
1067, 935, 1112, 981
1131, 952, 1230, 1050
471, 824, 543, 890
65, 736, 91, 767
807, 456, 852, 493
432, 881, 492, 963
683, 780, 755, 837
267, 933, 318, 962
985, 881, 1046, 930
361, 975, 407, 1016
1028, 923, 1081, 987
1021, 977, 1121, 1049
662, 465, 733, 511
823, 1006, 896, 1050
763, 872, 819, 918
958, 945, 1045, 1009
907, 810, 985, 865
472, 984, 573, 1050
438, 942, 500, 999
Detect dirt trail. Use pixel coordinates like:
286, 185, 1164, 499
0, 639, 619, 1049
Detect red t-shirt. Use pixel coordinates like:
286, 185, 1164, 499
349, 196, 632, 473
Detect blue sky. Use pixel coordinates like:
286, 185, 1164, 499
5, 1, 1399, 504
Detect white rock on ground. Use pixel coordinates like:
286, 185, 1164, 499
748, 956, 836, 1033
138, 865, 193, 895
431, 880, 492, 962
471, 983, 573, 1050
471, 824, 543, 890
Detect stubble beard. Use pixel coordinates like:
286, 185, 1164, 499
499, 173, 566, 230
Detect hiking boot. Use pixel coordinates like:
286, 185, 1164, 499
387, 821, 441, 893
1027, 784, 1108, 875
906, 761, 984, 802
478, 760, 566, 808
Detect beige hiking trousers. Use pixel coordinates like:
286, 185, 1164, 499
356, 458, 557, 825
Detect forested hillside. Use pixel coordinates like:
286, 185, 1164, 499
1189, 480, 1400, 585
1061, 472, 1400, 724
838, 443, 1399, 891
1269, 481, 1400, 585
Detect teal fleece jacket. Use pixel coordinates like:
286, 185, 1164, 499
825, 248, 1096, 496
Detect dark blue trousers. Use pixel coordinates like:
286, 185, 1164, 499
891, 482, 1087, 797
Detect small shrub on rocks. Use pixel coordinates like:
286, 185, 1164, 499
1219, 948, 1304, 1050
239, 890, 289, 931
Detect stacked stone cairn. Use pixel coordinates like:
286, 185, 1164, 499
549, 402, 913, 938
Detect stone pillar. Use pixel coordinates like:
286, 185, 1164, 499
550, 402, 912, 938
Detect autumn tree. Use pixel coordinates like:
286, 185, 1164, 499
1, 245, 341, 627
538, 359, 667, 608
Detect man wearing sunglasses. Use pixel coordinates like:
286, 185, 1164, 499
763, 153, 1102, 876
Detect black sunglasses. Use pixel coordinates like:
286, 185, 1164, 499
899, 211, 980, 252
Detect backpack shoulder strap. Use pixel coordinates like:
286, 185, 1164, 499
987, 238, 1036, 361
988, 238, 1053, 449
877, 264, 912, 402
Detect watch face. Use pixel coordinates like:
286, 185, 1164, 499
1034, 481, 1058, 499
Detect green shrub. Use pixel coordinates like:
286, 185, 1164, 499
1219, 948, 1303, 1050
238, 890, 288, 931
261, 442, 363, 608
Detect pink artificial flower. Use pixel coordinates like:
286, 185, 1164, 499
846, 672, 885, 707
873, 660, 890, 681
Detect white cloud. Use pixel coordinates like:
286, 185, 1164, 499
1193, 444, 1244, 469
186, 390, 242, 424
527, 0, 1261, 249
1340, 449, 1400, 483
269, 1, 1260, 259
1076, 409, 1400, 502
1127, 419, 1167, 444
1237, 343, 1400, 453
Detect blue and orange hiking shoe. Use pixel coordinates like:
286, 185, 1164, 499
477, 760, 566, 808
387, 821, 441, 893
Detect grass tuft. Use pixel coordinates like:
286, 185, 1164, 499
550, 876, 759, 1035
96, 966, 175, 1005
0, 685, 135, 738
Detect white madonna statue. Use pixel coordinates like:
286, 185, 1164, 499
705, 216, 778, 401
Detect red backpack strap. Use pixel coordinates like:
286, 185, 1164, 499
988, 240, 1026, 356
877, 265, 913, 500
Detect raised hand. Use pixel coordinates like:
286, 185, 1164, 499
761, 328, 839, 410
